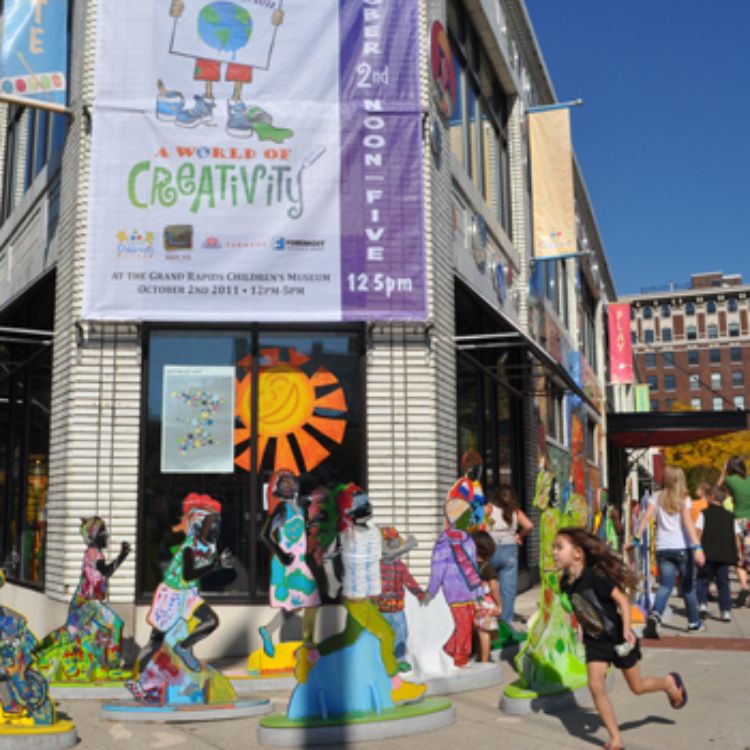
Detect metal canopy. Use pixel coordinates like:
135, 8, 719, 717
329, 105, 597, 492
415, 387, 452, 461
607, 410, 749, 449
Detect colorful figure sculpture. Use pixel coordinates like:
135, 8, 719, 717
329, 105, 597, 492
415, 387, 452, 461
305, 485, 341, 601
289, 484, 426, 719
447, 450, 486, 530
127, 493, 236, 705
510, 466, 588, 697
36, 517, 130, 682
373, 526, 425, 672
0, 568, 56, 726
258, 470, 320, 657
424, 498, 484, 668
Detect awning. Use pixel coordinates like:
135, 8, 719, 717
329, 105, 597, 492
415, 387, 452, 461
607, 410, 749, 449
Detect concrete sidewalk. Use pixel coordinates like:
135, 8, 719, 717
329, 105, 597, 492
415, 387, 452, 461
59, 586, 750, 749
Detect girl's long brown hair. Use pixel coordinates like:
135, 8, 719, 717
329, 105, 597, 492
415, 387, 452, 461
557, 526, 638, 593
491, 484, 518, 525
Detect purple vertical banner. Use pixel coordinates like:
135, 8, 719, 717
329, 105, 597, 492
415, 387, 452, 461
339, 0, 427, 321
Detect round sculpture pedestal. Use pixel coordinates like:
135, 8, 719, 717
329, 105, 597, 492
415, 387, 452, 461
100, 698, 272, 723
258, 697, 455, 746
0, 720, 77, 750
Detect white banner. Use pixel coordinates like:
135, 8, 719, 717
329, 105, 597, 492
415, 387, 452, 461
82, 0, 426, 322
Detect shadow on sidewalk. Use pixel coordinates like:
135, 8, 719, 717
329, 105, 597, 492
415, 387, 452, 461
545, 706, 674, 746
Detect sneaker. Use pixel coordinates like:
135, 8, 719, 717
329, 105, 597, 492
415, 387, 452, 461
733, 589, 749, 608
720, 610, 732, 622
175, 95, 216, 128
699, 604, 708, 620
156, 86, 185, 122
642, 614, 660, 639
687, 621, 707, 632
226, 100, 271, 138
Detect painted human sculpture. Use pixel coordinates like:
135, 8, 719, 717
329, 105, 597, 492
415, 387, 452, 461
127, 493, 236, 705
258, 470, 320, 656
0, 568, 56, 726
447, 450, 486, 530
288, 484, 426, 720
373, 526, 425, 672
36, 517, 130, 682
425, 497, 484, 667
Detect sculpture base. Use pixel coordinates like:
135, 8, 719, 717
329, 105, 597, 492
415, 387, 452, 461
418, 662, 502, 695
100, 698, 272, 723
501, 671, 613, 715
0, 720, 77, 750
258, 697, 455, 746
50, 680, 130, 701
229, 673, 297, 694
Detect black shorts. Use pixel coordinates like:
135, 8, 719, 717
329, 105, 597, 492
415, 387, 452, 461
585, 638, 642, 669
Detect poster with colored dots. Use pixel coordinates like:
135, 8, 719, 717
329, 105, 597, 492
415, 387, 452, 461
161, 365, 235, 473
1, 0, 68, 107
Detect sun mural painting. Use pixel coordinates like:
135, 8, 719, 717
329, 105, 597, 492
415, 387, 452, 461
234, 348, 348, 475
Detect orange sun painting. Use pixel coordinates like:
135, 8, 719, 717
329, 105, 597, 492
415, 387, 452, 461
234, 348, 348, 474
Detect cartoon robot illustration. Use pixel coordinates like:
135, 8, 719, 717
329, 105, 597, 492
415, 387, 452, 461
157, 0, 293, 142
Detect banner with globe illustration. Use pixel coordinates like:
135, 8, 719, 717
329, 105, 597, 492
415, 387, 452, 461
82, 0, 426, 322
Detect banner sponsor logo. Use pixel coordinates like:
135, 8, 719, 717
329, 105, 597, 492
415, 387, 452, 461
117, 230, 155, 258
529, 108, 576, 259
83, 0, 425, 322
1, 0, 68, 108
608, 303, 634, 384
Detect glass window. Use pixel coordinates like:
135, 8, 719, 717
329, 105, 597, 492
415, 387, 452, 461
662, 351, 674, 368
728, 298, 738, 312
647, 375, 658, 390
710, 348, 721, 363
661, 327, 672, 342
729, 322, 740, 337
645, 353, 656, 369
585, 420, 597, 462
711, 372, 722, 389
141, 328, 364, 601
631, 331, 637, 345
689, 374, 700, 390
708, 324, 718, 339
650, 399, 660, 411
731, 347, 742, 363
734, 396, 745, 410
642, 306, 653, 320
665, 399, 675, 410
713, 397, 723, 411
664, 374, 676, 391
691, 398, 702, 410
732, 371, 744, 387
688, 350, 699, 365
686, 325, 697, 340
644, 330, 654, 344
685, 302, 695, 316
661, 304, 671, 318
707, 300, 717, 314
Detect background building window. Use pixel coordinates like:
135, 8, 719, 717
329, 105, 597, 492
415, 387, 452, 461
711, 372, 722, 389
732, 371, 744, 387
664, 399, 675, 410
688, 350, 699, 365
141, 327, 365, 601
729, 322, 740, 337
642, 306, 653, 319
661, 327, 672, 342
662, 351, 674, 368
734, 396, 745, 410
644, 330, 654, 343
691, 398, 702, 410
664, 374, 676, 391
689, 374, 700, 390
685, 302, 695, 316
707, 324, 718, 339
661, 304, 671, 318
647, 375, 658, 390
650, 399, 660, 411
686, 325, 697, 340
710, 348, 721, 363
731, 347, 742, 363
728, 298, 738, 312
707, 301, 717, 314
645, 353, 656, 369
713, 397, 724, 411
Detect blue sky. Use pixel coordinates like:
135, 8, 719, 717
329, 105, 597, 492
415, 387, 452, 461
524, 1, 750, 296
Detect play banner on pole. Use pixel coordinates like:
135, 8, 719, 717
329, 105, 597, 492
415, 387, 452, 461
608, 303, 634, 384
529, 108, 576, 259
82, 0, 426, 322
0, 0, 68, 108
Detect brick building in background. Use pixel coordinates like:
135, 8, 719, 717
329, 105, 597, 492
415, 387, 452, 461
623, 272, 750, 413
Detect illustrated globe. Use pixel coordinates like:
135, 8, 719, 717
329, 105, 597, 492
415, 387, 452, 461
198, 2, 253, 54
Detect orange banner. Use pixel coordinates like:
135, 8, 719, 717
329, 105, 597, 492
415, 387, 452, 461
529, 108, 576, 258
608, 303, 634, 384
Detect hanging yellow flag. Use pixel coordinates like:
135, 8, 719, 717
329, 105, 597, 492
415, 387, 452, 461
529, 108, 576, 259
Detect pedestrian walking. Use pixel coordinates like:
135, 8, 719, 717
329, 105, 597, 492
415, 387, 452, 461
633, 465, 706, 638
486, 484, 533, 626
718, 455, 750, 607
690, 481, 710, 525
696, 485, 743, 622
555, 527, 687, 750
